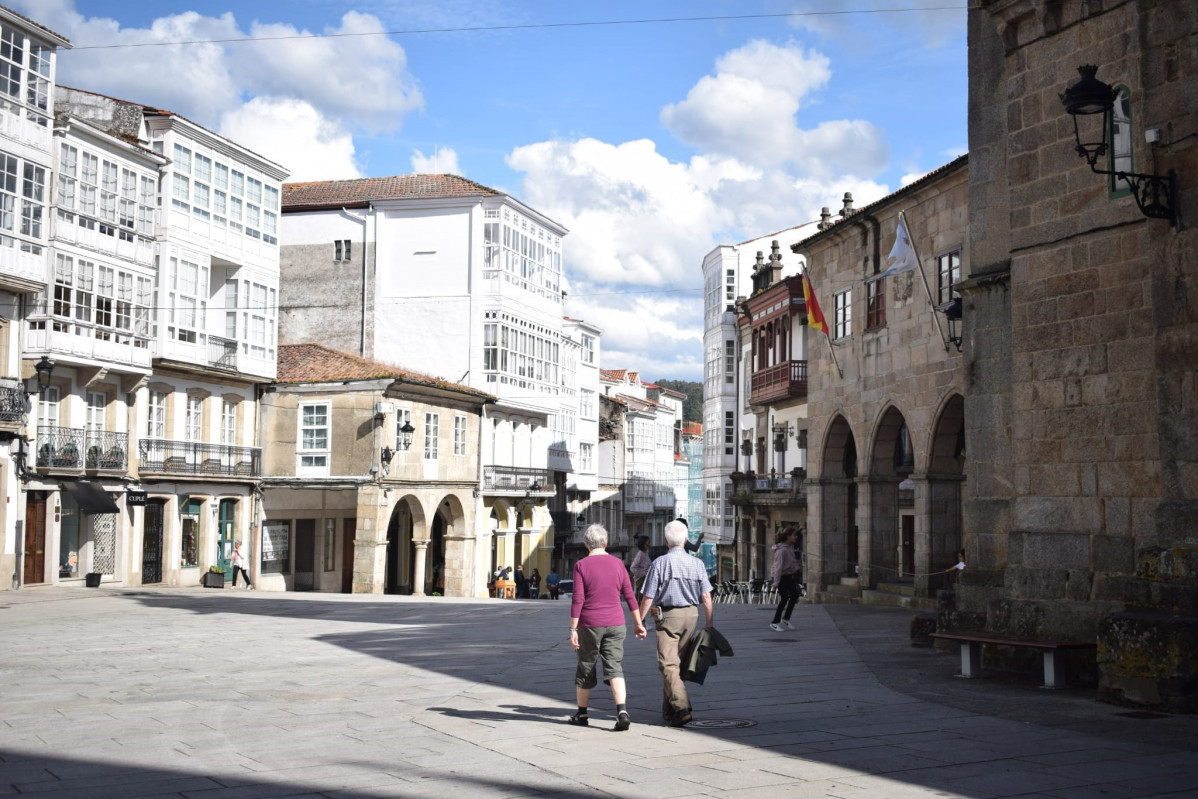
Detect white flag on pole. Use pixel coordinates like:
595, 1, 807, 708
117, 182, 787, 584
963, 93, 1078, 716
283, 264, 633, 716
881, 216, 918, 278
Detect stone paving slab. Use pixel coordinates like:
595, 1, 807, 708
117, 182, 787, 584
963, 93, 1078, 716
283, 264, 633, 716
1, 586, 1196, 798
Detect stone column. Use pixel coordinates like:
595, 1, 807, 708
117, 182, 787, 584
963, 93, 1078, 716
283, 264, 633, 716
412, 539, 429, 597
910, 473, 933, 596
854, 476, 873, 588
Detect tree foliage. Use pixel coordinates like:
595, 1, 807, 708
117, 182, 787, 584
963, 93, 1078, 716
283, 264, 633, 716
653, 379, 703, 423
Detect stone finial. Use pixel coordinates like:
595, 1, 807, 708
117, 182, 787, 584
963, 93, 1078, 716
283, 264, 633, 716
819, 207, 832, 229
840, 192, 854, 217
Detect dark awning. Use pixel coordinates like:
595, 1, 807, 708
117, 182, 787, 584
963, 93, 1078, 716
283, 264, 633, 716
61, 481, 120, 513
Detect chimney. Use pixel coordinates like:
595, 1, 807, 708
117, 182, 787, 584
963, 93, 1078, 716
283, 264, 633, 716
839, 192, 854, 218
768, 240, 784, 286
818, 206, 832, 230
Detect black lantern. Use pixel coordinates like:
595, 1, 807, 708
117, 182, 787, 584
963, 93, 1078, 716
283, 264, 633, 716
740, 438, 753, 473
396, 420, 414, 451
380, 446, 394, 467
30, 355, 54, 396
1060, 65, 1177, 224
937, 296, 963, 352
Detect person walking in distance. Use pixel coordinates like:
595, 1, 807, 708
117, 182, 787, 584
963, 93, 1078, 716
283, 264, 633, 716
630, 536, 651, 595
568, 524, 647, 731
769, 528, 801, 632
231, 540, 253, 590
638, 520, 713, 727
546, 568, 561, 599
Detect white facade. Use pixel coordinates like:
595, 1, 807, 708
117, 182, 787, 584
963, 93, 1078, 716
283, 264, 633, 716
0, 11, 69, 589
700, 224, 817, 547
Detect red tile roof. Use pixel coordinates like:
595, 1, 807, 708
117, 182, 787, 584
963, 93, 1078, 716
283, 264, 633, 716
276, 344, 492, 400
682, 421, 703, 436
283, 174, 502, 211
600, 369, 627, 382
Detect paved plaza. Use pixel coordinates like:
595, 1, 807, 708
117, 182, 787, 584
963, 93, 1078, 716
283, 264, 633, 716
1, 587, 1196, 799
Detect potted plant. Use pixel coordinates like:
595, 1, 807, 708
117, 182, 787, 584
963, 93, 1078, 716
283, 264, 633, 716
53, 442, 79, 468
100, 446, 125, 469
86, 445, 102, 468
202, 565, 227, 588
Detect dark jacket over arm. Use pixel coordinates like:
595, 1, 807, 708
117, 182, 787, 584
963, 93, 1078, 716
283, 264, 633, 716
681, 627, 734, 684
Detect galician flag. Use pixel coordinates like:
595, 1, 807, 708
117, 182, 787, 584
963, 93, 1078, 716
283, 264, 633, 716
881, 216, 919, 278
801, 272, 829, 336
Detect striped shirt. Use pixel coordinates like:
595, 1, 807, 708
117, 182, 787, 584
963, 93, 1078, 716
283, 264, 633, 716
642, 548, 712, 608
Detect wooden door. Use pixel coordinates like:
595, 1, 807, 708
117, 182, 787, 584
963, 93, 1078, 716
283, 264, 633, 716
142, 500, 164, 584
23, 496, 46, 584
341, 518, 356, 593
294, 519, 315, 591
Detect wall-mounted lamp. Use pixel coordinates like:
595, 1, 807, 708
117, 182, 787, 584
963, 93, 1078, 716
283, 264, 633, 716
936, 296, 963, 352
740, 438, 753, 473
396, 420, 414, 451
1060, 65, 1177, 224
29, 355, 54, 396
380, 446, 394, 467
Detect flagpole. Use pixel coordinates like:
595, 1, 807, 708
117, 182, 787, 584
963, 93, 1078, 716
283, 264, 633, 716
899, 209, 948, 350
824, 331, 842, 378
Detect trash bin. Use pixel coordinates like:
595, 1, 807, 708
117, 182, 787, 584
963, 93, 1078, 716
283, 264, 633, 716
85, 572, 102, 587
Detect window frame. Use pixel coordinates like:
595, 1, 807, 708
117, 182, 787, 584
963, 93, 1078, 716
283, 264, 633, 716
297, 401, 331, 476
834, 288, 853, 340
936, 249, 962, 306
865, 277, 886, 331
424, 412, 440, 460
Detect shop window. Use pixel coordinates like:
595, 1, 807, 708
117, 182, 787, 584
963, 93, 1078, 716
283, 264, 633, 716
180, 498, 201, 568
262, 520, 291, 573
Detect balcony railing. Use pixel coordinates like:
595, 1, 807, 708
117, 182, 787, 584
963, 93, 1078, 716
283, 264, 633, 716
25, 318, 152, 369
482, 465, 554, 494
36, 427, 130, 470
208, 335, 238, 370
750, 359, 808, 405
139, 438, 261, 477
0, 381, 25, 424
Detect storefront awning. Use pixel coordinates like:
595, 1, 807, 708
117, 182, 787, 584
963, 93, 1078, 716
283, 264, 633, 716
61, 481, 120, 513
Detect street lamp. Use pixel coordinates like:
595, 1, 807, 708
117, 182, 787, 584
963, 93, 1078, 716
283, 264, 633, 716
396, 420, 415, 450
936, 296, 963, 352
30, 355, 54, 396
1059, 64, 1177, 224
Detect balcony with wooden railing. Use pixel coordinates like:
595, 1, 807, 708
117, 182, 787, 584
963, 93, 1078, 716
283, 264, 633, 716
750, 360, 808, 406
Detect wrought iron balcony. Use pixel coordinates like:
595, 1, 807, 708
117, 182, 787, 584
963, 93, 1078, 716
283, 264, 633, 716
750, 359, 808, 406
36, 427, 130, 470
482, 465, 555, 495
208, 335, 238, 370
85, 430, 129, 470
139, 438, 261, 477
0, 380, 25, 424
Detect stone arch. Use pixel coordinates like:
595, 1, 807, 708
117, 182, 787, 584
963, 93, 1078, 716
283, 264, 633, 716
921, 392, 966, 596
863, 405, 911, 588
817, 414, 859, 589
384, 494, 426, 595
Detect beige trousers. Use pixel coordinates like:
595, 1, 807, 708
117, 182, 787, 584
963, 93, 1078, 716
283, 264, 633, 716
655, 606, 698, 717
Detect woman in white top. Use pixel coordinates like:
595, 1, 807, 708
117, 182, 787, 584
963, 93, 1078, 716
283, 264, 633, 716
630, 536, 652, 596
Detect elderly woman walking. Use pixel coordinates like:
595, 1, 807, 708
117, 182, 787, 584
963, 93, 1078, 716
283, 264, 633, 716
568, 524, 647, 731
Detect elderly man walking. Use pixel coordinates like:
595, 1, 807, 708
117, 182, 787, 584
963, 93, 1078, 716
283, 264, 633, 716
568, 524, 647, 731
638, 520, 713, 727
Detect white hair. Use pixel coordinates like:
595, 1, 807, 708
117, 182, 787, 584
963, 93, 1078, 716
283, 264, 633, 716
664, 520, 689, 548
583, 524, 609, 551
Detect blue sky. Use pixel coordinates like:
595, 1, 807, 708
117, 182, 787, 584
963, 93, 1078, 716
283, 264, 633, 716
22, 0, 967, 382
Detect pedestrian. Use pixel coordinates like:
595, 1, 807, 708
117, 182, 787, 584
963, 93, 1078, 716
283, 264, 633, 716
231, 540, 253, 590
514, 565, 528, 599
638, 520, 713, 727
529, 568, 542, 599
546, 569, 561, 600
769, 528, 801, 632
568, 524, 647, 731
941, 549, 966, 575
630, 536, 651, 595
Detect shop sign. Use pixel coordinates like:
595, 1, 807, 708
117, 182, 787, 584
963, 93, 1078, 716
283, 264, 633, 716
125, 490, 147, 506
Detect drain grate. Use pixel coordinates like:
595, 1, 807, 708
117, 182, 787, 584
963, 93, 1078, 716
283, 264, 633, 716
688, 718, 757, 729
1115, 711, 1169, 719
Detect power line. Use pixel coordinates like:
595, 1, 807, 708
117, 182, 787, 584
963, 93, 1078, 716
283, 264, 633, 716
67, 6, 968, 52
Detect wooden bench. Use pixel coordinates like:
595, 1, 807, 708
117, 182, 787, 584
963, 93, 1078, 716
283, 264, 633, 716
930, 631, 1096, 688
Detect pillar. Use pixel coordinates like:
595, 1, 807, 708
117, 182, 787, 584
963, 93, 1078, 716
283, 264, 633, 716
412, 539, 429, 597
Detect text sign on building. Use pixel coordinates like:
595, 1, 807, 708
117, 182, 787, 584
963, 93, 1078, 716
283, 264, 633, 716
126, 490, 148, 506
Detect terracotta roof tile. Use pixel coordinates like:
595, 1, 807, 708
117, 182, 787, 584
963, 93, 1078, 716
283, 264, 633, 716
283, 174, 502, 211
600, 369, 627, 382
277, 344, 492, 400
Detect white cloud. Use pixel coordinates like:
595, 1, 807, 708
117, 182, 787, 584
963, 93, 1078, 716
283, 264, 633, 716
564, 291, 703, 381
900, 170, 929, 187
12, 1, 422, 135
786, 0, 965, 49
219, 98, 362, 181
411, 147, 462, 175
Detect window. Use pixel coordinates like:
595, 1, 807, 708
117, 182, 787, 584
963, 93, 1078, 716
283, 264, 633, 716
580, 442, 594, 472
937, 250, 961, 305
180, 499, 200, 568
834, 289, 852, 339
453, 414, 467, 456
724, 411, 734, 456
582, 334, 595, 364
334, 239, 351, 261
483, 322, 497, 370
866, 278, 885, 330
1109, 85, 1132, 196
185, 394, 203, 441
168, 257, 206, 345
262, 520, 290, 574
221, 400, 237, 446
725, 268, 735, 302
146, 390, 165, 438
725, 340, 735, 383
298, 402, 330, 475
395, 407, 411, 452
579, 388, 595, 418
424, 412, 439, 460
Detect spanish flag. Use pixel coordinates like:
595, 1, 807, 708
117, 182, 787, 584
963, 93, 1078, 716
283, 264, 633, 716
802, 271, 829, 336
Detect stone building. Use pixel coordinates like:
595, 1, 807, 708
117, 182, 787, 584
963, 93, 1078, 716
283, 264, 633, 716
792, 156, 969, 607
964, 1, 1196, 709
260, 344, 492, 595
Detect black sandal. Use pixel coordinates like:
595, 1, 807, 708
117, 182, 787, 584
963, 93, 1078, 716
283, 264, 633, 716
567, 712, 589, 726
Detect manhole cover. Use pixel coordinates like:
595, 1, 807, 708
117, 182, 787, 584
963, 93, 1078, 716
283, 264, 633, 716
1115, 711, 1168, 719
688, 718, 757, 729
